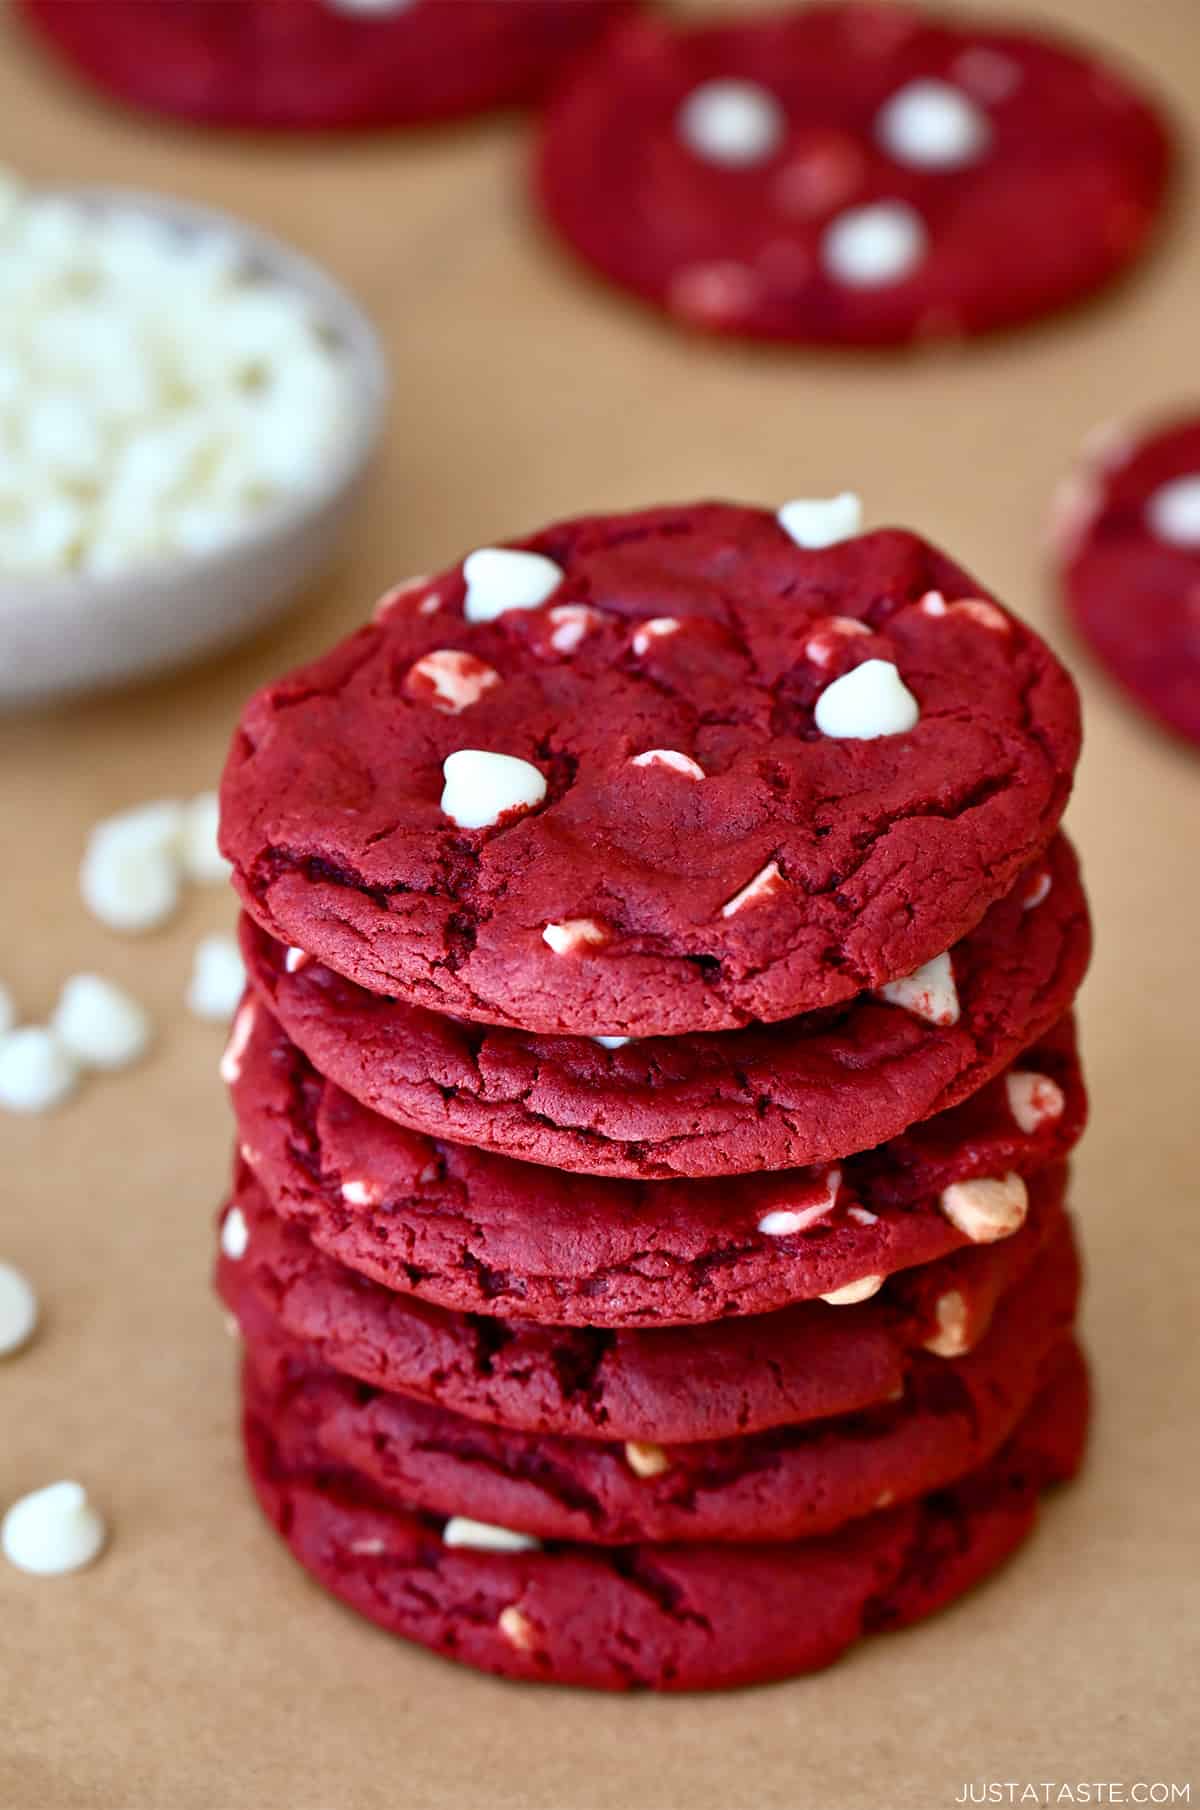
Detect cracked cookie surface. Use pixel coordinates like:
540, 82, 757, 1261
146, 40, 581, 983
220, 504, 1081, 1036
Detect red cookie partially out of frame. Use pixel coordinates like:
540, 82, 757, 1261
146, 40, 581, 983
536, 4, 1171, 344
17, 0, 635, 131
243, 1342, 1089, 1691
1056, 412, 1200, 747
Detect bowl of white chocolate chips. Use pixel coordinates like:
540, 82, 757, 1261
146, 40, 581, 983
0, 170, 388, 702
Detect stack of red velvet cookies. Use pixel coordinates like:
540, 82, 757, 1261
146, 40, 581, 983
215, 501, 1091, 1691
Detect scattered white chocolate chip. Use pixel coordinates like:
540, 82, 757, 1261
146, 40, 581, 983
630, 617, 680, 656
918, 590, 1008, 631
822, 202, 927, 287
593, 1035, 632, 1050
285, 946, 310, 974
877, 951, 959, 1026
440, 750, 547, 831
220, 1206, 249, 1261
219, 998, 257, 1085
631, 749, 705, 779
923, 1289, 972, 1358
341, 1177, 383, 1208
677, 79, 786, 168
51, 974, 151, 1071
758, 1169, 841, 1237
820, 1274, 884, 1305
498, 1604, 537, 1650
79, 803, 184, 933
405, 649, 502, 714
847, 1205, 879, 1226
1005, 1070, 1066, 1135
442, 1516, 540, 1554
0, 1262, 38, 1357
2, 1481, 107, 1576
1146, 474, 1200, 547
624, 1441, 670, 1479
939, 1172, 1028, 1243
0, 1027, 79, 1113
238, 1142, 259, 1167
804, 615, 871, 665
875, 79, 990, 170
187, 934, 246, 1023
720, 860, 786, 919
542, 918, 609, 956
546, 604, 600, 653
1022, 871, 1052, 910
0, 981, 15, 1037
815, 658, 920, 739
348, 1536, 386, 1555
180, 792, 231, 885
462, 548, 563, 623
778, 493, 863, 549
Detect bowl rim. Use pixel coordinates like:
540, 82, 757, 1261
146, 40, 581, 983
0, 180, 390, 610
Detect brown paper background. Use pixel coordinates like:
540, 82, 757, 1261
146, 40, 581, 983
1, 1, 1197, 1804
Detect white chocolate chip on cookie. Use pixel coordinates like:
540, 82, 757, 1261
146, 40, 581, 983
939, 1172, 1028, 1243
1005, 1070, 1066, 1135
543, 918, 609, 956
440, 751, 547, 830
877, 951, 959, 1026
462, 548, 563, 623
815, 659, 920, 739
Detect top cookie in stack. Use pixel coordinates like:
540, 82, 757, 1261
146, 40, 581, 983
217, 498, 1090, 1691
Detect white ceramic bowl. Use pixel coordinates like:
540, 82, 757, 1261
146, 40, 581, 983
0, 186, 389, 706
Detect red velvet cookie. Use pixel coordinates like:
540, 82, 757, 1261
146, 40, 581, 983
17, 0, 632, 131
236, 832, 1089, 1183
536, 5, 1171, 345
1055, 413, 1200, 746
219, 1163, 1069, 1437
220, 505, 1081, 1037
241, 1213, 1079, 1544
226, 984, 1083, 1322
242, 1343, 1089, 1690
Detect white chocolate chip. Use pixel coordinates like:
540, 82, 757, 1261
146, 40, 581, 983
180, 791, 231, 885
440, 750, 546, 831
187, 935, 246, 1024
624, 1441, 670, 1479
720, 860, 786, 919
542, 918, 608, 957
348, 1536, 386, 1555
405, 649, 502, 714
804, 615, 872, 666
630, 617, 680, 656
778, 493, 864, 549
52, 974, 151, 1071
1146, 475, 1200, 547
593, 1035, 632, 1049
758, 1168, 841, 1237
815, 659, 920, 739
939, 1172, 1028, 1243
285, 946, 310, 974
918, 590, 1009, 631
462, 548, 563, 624
0, 1262, 38, 1357
877, 951, 959, 1026
1005, 1071, 1065, 1135
546, 604, 601, 653
238, 1142, 259, 1167
677, 79, 786, 168
442, 1516, 541, 1554
219, 998, 257, 1085
1022, 871, 1052, 910
341, 1177, 383, 1208
820, 1274, 884, 1305
631, 749, 705, 779
498, 1605, 537, 1649
875, 79, 990, 170
220, 1206, 249, 1261
923, 1288, 972, 1358
80, 804, 184, 933
0, 1027, 79, 1113
822, 202, 927, 287
847, 1204, 879, 1226
2, 1481, 107, 1576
